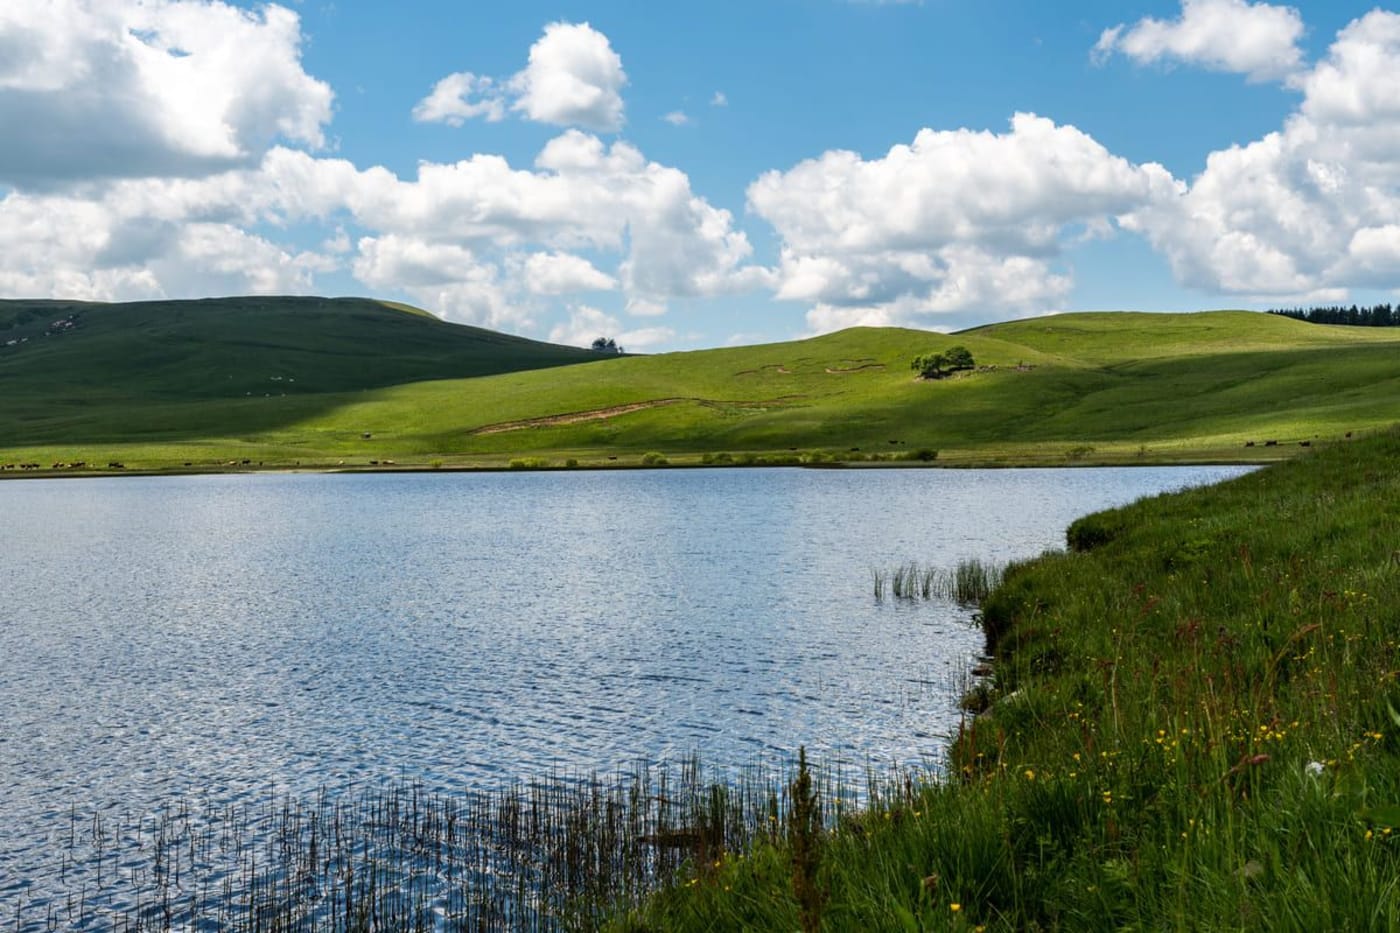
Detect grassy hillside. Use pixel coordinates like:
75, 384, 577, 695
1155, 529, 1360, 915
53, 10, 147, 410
4, 303, 1400, 470
616, 427, 1400, 931
0, 296, 597, 455
417, 312, 1400, 460
0, 296, 597, 396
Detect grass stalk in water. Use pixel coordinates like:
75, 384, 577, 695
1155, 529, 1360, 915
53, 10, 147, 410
872, 558, 1003, 605
19, 755, 898, 932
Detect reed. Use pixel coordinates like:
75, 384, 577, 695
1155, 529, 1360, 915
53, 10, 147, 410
871, 558, 1003, 605
15, 756, 893, 932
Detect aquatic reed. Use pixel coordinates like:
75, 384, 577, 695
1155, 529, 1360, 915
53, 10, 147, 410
871, 558, 1003, 606
15, 756, 888, 932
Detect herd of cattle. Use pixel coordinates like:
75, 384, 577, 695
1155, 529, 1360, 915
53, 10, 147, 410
1243, 431, 1351, 449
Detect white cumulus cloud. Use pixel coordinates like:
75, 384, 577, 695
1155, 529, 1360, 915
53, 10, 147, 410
412, 72, 505, 125
1122, 10, 1400, 299
0, 0, 332, 185
0, 178, 330, 300
749, 112, 1173, 331
414, 22, 626, 133
516, 252, 617, 295
1093, 0, 1305, 83
330, 130, 768, 320
511, 22, 626, 131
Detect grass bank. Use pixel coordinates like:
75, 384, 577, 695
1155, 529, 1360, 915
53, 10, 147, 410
6, 304, 1400, 471
615, 429, 1400, 930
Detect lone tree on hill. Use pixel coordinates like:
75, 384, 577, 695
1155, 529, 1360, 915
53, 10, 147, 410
911, 345, 975, 379
591, 336, 623, 354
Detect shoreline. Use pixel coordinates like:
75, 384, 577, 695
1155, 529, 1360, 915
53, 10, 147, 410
0, 450, 1287, 481
620, 427, 1400, 929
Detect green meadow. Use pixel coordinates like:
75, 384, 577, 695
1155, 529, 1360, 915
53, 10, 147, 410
5, 297, 1400, 470
614, 427, 1400, 931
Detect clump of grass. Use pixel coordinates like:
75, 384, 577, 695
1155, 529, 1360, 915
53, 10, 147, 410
508, 456, 551, 469
873, 559, 1003, 606
951, 558, 997, 604
640, 451, 668, 466
788, 748, 826, 933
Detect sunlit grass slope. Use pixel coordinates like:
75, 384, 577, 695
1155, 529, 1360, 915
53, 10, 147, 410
257, 311, 1400, 465
615, 427, 1400, 931
5, 304, 1400, 469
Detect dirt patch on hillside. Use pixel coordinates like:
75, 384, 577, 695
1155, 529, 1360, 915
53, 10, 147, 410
471, 399, 687, 435
471, 395, 806, 435
734, 363, 793, 376
825, 360, 885, 374
736, 359, 884, 376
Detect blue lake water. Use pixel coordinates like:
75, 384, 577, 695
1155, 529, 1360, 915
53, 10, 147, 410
0, 464, 1250, 920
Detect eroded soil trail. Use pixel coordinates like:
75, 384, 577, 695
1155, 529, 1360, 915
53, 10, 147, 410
470, 395, 805, 435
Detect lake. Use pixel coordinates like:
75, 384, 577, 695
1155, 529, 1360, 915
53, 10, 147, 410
0, 464, 1250, 925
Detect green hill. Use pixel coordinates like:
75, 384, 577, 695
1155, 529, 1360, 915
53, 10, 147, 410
4, 302, 1400, 471
0, 296, 596, 398
0, 296, 598, 458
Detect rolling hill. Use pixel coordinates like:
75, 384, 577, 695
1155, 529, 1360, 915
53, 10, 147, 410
3, 300, 1400, 471
0, 296, 597, 398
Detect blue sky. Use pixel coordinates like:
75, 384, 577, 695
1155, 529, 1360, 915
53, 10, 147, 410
0, 0, 1396, 350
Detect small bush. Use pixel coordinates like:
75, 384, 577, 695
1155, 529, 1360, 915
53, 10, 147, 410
564, 458, 579, 468
508, 457, 550, 470
641, 451, 668, 466
1066, 512, 1121, 551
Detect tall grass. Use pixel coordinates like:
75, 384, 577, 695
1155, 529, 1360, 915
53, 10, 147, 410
873, 559, 1003, 605
620, 430, 1400, 930
14, 757, 901, 932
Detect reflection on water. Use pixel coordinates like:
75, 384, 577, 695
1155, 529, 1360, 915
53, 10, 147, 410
0, 464, 1250, 923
